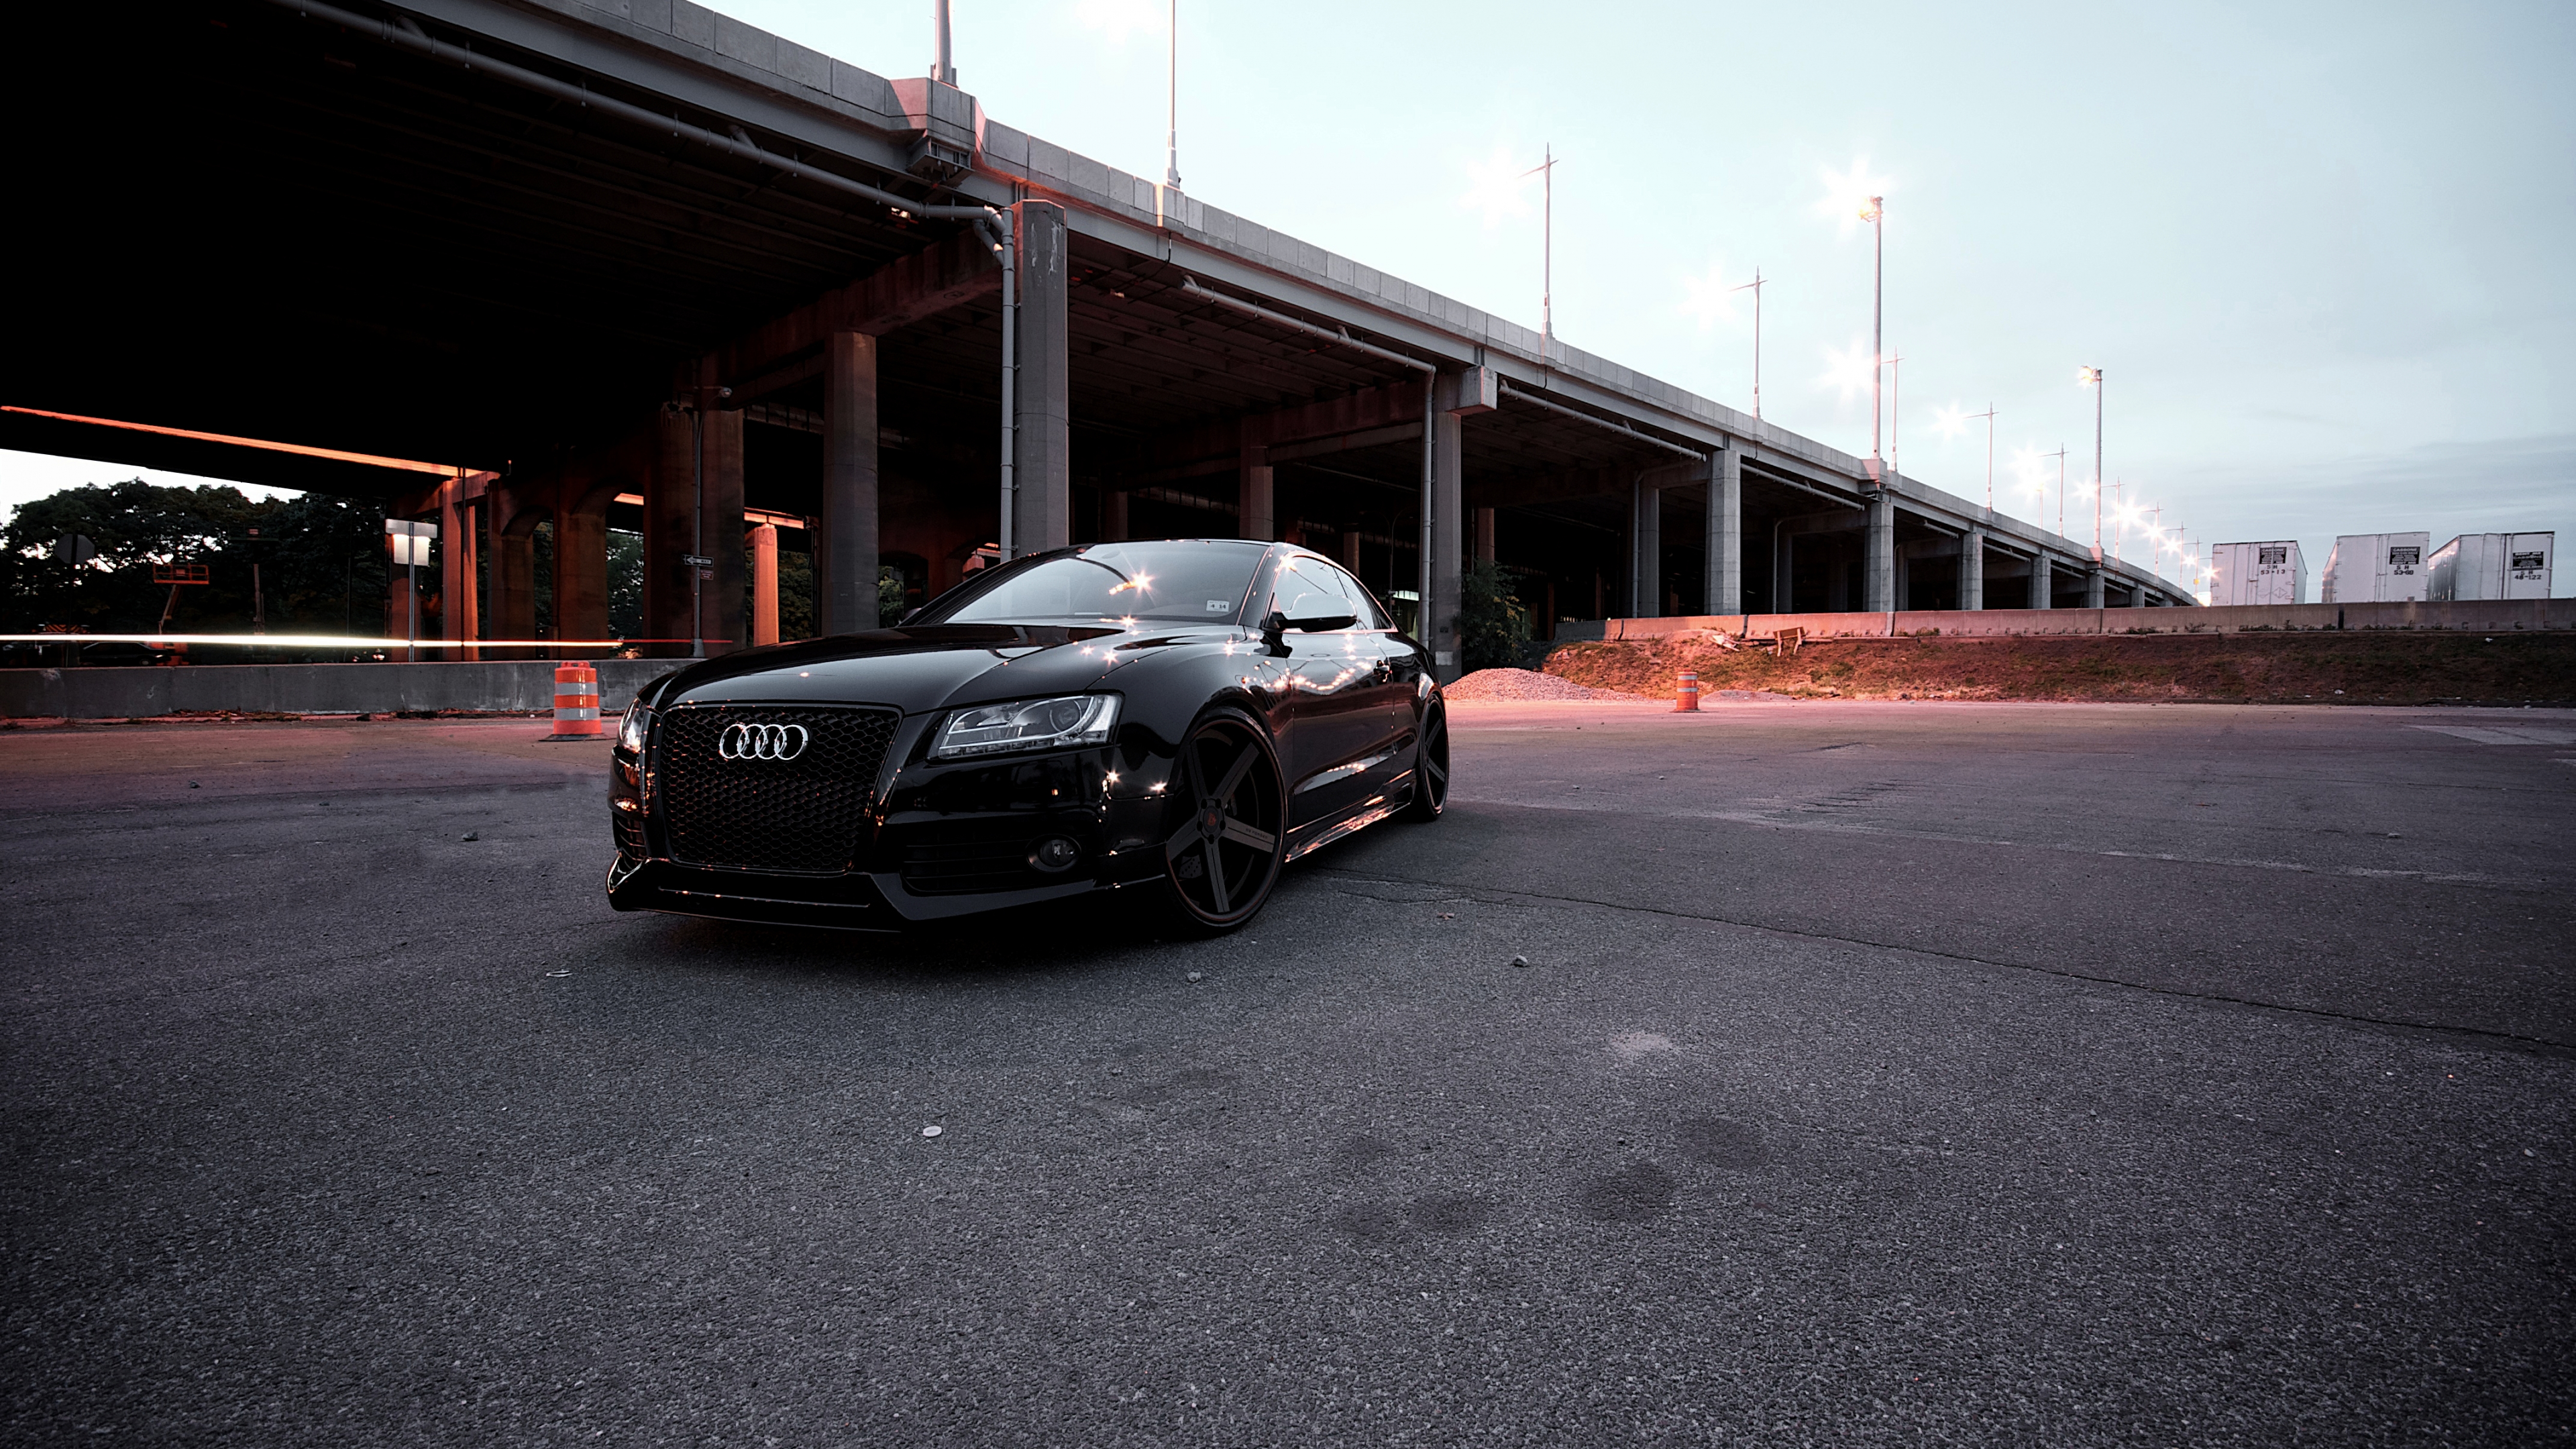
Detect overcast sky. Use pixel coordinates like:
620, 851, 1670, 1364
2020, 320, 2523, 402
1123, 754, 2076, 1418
9, 0, 2569, 594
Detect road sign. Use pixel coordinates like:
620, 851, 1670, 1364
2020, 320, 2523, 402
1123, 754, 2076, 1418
680, 554, 714, 567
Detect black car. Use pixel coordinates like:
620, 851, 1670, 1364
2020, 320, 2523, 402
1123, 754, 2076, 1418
606, 539, 1448, 932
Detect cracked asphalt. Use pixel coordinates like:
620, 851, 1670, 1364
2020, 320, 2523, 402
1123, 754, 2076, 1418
3, 700, 2569, 1446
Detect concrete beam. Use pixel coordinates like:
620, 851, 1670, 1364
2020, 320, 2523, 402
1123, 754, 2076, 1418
711, 228, 1002, 396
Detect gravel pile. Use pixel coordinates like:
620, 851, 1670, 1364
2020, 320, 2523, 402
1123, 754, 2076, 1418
1445, 668, 1655, 702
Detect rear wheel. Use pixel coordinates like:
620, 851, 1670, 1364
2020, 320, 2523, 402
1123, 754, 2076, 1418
1158, 710, 1286, 932
1402, 700, 1448, 821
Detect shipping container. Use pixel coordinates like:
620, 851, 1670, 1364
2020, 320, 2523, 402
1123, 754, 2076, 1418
2428, 533, 2555, 601
2209, 541, 2306, 606
2322, 531, 2432, 603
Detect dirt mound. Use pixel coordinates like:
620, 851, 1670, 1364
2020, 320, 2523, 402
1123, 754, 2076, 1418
1542, 631, 2576, 706
1446, 668, 1654, 702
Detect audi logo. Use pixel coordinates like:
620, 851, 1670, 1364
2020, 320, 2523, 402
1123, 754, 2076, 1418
717, 722, 809, 761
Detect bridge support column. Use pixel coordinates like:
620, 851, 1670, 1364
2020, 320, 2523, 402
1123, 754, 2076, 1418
1630, 480, 1662, 616
1864, 489, 1895, 612
2085, 562, 2106, 608
1474, 506, 1495, 562
819, 330, 879, 635
2029, 552, 2052, 610
644, 407, 700, 657
1707, 447, 1741, 616
1100, 488, 1128, 543
1961, 528, 1986, 610
1773, 528, 1792, 612
441, 486, 480, 660
1429, 407, 1464, 678
486, 482, 538, 657
703, 408, 745, 653
1013, 201, 1071, 555
556, 470, 611, 655
749, 523, 780, 646
1238, 441, 1273, 541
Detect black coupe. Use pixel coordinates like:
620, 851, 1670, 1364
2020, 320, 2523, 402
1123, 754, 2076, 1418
606, 539, 1448, 931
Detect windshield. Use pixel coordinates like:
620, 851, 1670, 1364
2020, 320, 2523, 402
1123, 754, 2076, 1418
922, 541, 1269, 625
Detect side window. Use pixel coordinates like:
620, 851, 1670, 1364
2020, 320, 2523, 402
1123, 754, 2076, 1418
1271, 555, 1354, 624
1320, 562, 1389, 630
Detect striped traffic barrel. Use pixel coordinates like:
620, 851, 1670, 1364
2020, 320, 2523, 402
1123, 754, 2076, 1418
1673, 670, 1701, 712
549, 661, 602, 737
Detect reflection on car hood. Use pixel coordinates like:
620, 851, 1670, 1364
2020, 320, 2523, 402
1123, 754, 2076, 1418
641, 621, 1232, 712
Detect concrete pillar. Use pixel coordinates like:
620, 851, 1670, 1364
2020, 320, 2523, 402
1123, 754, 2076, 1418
1100, 488, 1128, 543
1629, 480, 1662, 616
1961, 529, 1986, 611
486, 487, 536, 657
1340, 525, 1363, 573
1013, 201, 1071, 555
819, 331, 879, 635
749, 523, 780, 646
643, 407, 705, 657
1429, 407, 1464, 677
1707, 447, 1741, 616
557, 477, 610, 655
1474, 506, 1496, 562
1864, 489, 1895, 612
2029, 552, 2052, 610
2085, 563, 2106, 608
1238, 442, 1273, 541
441, 488, 479, 660
1773, 528, 1792, 613
703, 409, 745, 653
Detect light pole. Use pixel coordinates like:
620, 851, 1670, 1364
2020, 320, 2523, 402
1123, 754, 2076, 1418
2045, 445, 2067, 536
1958, 404, 1998, 511
1862, 197, 1885, 482
1164, 0, 1180, 191
1884, 349, 1905, 482
1729, 268, 1765, 420
932, 0, 955, 83
1522, 146, 1558, 365
2077, 366, 2104, 560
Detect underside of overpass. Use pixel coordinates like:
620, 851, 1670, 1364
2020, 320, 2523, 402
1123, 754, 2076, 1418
6, 0, 2186, 665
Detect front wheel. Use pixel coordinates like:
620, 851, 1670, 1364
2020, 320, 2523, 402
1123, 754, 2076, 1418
1402, 700, 1448, 821
1157, 709, 1287, 932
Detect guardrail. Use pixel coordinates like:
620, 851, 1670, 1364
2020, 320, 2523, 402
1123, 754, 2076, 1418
1584, 599, 2574, 641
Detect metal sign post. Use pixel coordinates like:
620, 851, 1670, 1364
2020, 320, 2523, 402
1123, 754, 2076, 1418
386, 519, 438, 661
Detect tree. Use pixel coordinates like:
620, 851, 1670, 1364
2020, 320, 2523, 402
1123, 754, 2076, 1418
1454, 557, 1532, 673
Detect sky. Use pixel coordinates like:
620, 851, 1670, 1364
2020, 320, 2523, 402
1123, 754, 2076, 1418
9, 0, 2571, 596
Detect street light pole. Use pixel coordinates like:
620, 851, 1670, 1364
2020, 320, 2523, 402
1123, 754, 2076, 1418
1522, 146, 1558, 366
1960, 405, 1998, 511
1884, 350, 1905, 482
1164, 0, 1180, 191
1864, 197, 1884, 481
2078, 367, 2104, 559
1729, 268, 1765, 420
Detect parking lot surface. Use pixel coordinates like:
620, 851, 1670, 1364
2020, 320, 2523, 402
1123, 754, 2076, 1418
4, 701, 2570, 1446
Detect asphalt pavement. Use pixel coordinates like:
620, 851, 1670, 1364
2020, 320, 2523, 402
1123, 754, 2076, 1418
3, 701, 2569, 1446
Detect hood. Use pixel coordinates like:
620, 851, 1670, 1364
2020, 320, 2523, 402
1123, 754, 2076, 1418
637, 622, 1225, 713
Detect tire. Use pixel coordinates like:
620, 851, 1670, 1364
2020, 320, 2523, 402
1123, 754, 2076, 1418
1401, 698, 1448, 822
1156, 707, 1287, 932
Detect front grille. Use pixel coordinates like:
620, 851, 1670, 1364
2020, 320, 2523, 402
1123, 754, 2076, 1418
902, 838, 1048, 896
655, 704, 900, 873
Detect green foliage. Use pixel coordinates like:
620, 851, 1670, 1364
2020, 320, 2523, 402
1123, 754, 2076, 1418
879, 565, 906, 627
2, 480, 389, 639
605, 529, 643, 639
1455, 558, 1532, 672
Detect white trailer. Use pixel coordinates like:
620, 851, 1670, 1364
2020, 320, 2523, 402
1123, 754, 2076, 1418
2209, 541, 2306, 606
2322, 532, 2431, 603
2428, 533, 2555, 601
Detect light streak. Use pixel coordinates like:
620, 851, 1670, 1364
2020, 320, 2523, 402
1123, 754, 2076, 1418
1817, 337, 1877, 403
0, 633, 692, 649
1, 405, 461, 475
1460, 145, 1538, 228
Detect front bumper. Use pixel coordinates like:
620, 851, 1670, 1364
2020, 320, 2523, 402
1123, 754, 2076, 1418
606, 721, 1180, 928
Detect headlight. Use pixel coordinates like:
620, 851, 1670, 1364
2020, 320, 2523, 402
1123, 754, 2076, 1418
616, 698, 653, 753
930, 694, 1119, 759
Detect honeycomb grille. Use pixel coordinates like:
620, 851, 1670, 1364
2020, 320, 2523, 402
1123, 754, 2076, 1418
655, 705, 900, 873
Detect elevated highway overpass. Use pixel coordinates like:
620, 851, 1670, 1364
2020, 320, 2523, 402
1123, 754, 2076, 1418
6, 0, 2190, 669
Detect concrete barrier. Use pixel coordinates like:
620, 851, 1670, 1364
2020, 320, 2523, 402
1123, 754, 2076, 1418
1592, 598, 2575, 642
0, 659, 682, 720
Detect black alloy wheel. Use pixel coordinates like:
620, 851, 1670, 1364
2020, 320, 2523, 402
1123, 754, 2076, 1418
1160, 710, 1286, 930
1402, 699, 1448, 821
